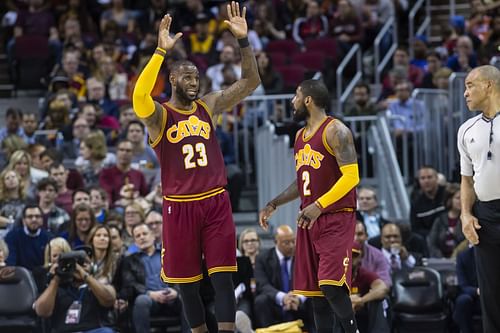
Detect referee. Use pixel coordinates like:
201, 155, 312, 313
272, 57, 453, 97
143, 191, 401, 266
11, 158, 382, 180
458, 65, 500, 333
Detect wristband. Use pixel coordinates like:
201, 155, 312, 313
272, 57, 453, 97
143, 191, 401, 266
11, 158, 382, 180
237, 37, 250, 48
314, 200, 324, 210
267, 201, 277, 210
155, 47, 167, 56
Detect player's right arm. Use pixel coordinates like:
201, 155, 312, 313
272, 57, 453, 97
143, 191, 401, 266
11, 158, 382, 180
258, 180, 299, 230
132, 14, 182, 141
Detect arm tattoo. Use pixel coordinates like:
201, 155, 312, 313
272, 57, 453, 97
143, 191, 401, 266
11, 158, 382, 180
270, 180, 300, 207
329, 122, 357, 166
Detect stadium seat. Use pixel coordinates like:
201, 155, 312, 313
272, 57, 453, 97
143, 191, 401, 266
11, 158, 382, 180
291, 51, 326, 72
304, 37, 337, 60
267, 52, 288, 67
274, 65, 305, 93
265, 39, 299, 55
13, 36, 50, 90
391, 266, 448, 333
0, 266, 38, 333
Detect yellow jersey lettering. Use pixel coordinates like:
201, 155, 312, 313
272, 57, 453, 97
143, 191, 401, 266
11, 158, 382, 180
166, 116, 211, 143
295, 144, 324, 171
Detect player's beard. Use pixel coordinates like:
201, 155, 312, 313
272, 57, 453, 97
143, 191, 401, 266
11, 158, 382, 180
175, 85, 197, 104
293, 102, 309, 123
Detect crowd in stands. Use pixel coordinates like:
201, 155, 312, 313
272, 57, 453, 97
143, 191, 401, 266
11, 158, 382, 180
0, 0, 499, 332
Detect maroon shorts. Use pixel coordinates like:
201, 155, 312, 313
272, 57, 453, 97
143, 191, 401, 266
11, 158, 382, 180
160, 190, 237, 284
292, 210, 356, 297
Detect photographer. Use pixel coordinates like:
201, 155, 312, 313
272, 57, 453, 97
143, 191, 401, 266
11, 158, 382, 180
34, 250, 116, 333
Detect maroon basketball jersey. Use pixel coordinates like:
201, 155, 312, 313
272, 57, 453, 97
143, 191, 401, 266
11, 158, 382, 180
294, 117, 356, 212
151, 100, 227, 200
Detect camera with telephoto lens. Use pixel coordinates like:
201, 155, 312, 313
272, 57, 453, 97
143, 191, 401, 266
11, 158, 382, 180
56, 250, 87, 283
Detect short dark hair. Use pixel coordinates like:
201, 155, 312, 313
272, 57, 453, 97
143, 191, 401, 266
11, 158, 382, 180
426, 51, 441, 60
131, 223, 151, 237
48, 162, 66, 173
354, 82, 370, 95
6, 107, 23, 119
37, 177, 59, 192
23, 204, 42, 218
72, 188, 90, 202
171, 60, 197, 74
126, 120, 145, 134
116, 138, 133, 148
299, 80, 330, 109
40, 148, 63, 164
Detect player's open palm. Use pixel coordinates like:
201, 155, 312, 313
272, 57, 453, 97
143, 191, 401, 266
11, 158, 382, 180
224, 1, 248, 39
157, 14, 183, 51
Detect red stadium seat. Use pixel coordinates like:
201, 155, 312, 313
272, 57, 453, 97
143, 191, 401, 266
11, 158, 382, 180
305, 38, 337, 61
267, 52, 288, 67
291, 51, 326, 72
266, 39, 299, 55
275, 65, 306, 92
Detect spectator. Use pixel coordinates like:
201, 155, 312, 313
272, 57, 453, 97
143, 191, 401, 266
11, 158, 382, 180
358, 0, 395, 47
354, 221, 392, 287
75, 130, 116, 187
330, 0, 363, 57
118, 103, 137, 133
254, 225, 312, 328
99, 139, 148, 206
410, 165, 446, 239
86, 77, 119, 119
37, 177, 70, 234
118, 223, 187, 333
126, 120, 159, 170
109, 224, 126, 256
206, 45, 241, 91
410, 36, 429, 71
1, 135, 28, 164
43, 97, 71, 133
345, 82, 378, 116
144, 210, 163, 245
350, 241, 390, 333
292, 1, 328, 47
384, 47, 424, 89
89, 187, 109, 224
252, 3, 286, 47
447, 35, 477, 72
5, 204, 52, 271
123, 203, 145, 249
87, 225, 117, 284
62, 203, 96, 249
0, 169, 26, 230
0, 239, 8, 266
144, 182, 163, 213
72, 189, 91, 209
428, 183, 465, 258
96, 55, 128, 100
49, 163, 73, 214
421, 51, 443, 89
387, 81, 426, 135
99, 0, 136, 34
453, 246, 481, 333
380, 223, 416, 273
432, 67, 453, 90
238, 228, 261, 269
0, 107, 24, 141
356, 187, 389, 238
256, 52, 283, 94
62, 116, 90, 159
59, 49, 86, 99
21, 110, 43, 145
4, 150, 34, 198
32, 237, 71, 294
185, 13, 217, 70
34, 252, 116, 333
28, 143, 49, 182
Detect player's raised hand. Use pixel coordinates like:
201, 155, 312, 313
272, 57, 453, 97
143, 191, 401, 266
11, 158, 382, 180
258, 204, 276, 231
158, 14, 183, 51
224, 1, 248, 39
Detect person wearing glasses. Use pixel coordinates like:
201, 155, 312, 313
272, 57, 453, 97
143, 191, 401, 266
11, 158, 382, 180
144, 210, 163, 245
238, 228, 260, 268
4, 204, 53, 270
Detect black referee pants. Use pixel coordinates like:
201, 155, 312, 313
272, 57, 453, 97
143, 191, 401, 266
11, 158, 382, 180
473, 199, 500, 333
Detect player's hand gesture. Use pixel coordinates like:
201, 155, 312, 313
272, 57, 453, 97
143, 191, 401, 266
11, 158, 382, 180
224, 1, 248, 39
259, 204, 276, 231
461, 213, 481, 245
157, 14, 183, 51
297, 202, 322, 229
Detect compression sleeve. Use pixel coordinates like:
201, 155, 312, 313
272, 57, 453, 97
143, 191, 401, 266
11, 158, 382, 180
316, 163, 359, 209
132, 52, 164, 118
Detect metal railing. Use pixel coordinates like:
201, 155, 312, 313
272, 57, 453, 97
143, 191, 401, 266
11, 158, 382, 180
374, 17, 398, 86
409, 0, 431, 59
336, 43, 362, 115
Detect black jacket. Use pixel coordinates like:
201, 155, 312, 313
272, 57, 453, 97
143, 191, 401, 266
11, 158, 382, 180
254, 247, 293, 300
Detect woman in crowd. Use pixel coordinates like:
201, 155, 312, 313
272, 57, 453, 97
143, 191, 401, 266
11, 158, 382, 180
428, 183, 465, 258
87, 225, 117, 284
33, 237, 72, 293
0, 169, 26, 229
256, 52, 283, 94
238, 228, 261, 268
5, 150, 36, 200
75, 130, 116, 186
62, 203, 96, 248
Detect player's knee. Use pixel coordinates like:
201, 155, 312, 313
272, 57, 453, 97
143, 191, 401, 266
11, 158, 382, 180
210, 272, 234, 293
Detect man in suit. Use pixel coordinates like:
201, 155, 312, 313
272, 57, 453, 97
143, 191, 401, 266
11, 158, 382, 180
254, 225, 312, 328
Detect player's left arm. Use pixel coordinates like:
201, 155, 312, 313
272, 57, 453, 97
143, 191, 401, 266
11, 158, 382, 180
297, 121, 360, 229
200, 2, 261, 116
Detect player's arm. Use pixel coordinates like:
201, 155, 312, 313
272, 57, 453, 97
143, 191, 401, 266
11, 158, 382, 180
316, 121, 359, 209
200, 2, 261, 116
132, 14, 182, 142
259, 180, 299, 230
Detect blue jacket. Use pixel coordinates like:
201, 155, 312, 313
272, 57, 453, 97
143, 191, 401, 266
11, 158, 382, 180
5, 226, 52, 271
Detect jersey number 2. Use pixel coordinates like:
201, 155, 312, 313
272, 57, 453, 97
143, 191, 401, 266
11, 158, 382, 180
302, 171, 311, 196
183, 143, 208, 169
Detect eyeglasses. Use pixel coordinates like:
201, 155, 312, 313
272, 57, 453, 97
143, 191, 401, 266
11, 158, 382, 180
125, 211, 140, 216
25, 214, 42, 219
242, 239, 259, 244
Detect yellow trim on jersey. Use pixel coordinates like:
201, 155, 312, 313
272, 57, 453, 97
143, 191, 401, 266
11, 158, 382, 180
207, 265, 238, 275
302, 116, 330, 142
165, 101, 197, 115
318, 276, 351, 294
164, 187, 225, 202
292, 289, 324, 297
322, 119, 335, 156
149, 106, 167, 148
197, 98, 213, 117
162, 273, 204, 284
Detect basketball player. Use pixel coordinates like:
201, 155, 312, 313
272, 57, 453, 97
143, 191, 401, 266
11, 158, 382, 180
132, 2, 260, 332
259, 80, 360, 333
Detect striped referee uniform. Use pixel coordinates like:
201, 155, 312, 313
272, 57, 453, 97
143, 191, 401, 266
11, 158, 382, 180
457, 112, 500, 333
